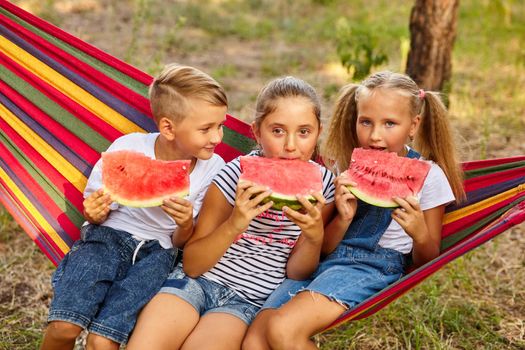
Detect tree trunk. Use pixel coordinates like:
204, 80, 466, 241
406, 0, 459, 92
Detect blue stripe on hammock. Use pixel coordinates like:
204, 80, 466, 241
0, 92, 93, 177
0, 23, 157, 132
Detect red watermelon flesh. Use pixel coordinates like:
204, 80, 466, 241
345, 148, 431, 208
102, 150, 190, 207
239, 156, 323, 210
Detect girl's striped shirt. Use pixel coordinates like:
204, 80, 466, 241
202, 152, 335, 307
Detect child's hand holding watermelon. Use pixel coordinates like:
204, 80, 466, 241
391, 196, 429, 244
82, 188, 113, 225
229, 181, 274, 233
161, 197, 194, 247
282, 192, 326, 242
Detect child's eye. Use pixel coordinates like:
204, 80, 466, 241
299, 128, 311, 136
272, 128, 285, 135
359, 120, 371, 126
385, 121, 396, 128
200, 127, 211, 133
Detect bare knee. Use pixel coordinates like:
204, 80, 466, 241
242, 330, 266, 350
45, 321, 83, 342
86, 333, 119, 350
266, 313, 303, 350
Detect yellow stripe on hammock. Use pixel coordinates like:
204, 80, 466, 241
0, 103, 87, 192
0, 167, 70, 254
443, 186, 522, 224
0, 36, 144, 135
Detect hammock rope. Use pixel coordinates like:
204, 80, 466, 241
0, 0, 523, 329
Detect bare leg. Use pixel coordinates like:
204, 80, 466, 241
85, 334, 119, 350
242, 309, 278, 350
126, 293, 200, 350
266, 291, 346, 350
40, 321, 83, 350
181, 312, 248, 350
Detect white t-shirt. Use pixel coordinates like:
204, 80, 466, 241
83, 132, 225, 249
378, 160, 455, 253
203, 151, 336, 307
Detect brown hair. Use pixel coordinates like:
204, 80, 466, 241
253, 76, 322, 159
323, 71, 465, 202
149, 63, 228, 123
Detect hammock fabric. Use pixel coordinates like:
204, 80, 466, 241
0, 0, 524, 331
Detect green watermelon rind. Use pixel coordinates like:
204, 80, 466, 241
347, 186, 400, 208
263, 193, 317, 211
103, 187, 189, 208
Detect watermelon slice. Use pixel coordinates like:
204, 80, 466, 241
345, 148, 431, 208
239, 156, 323, 210
101, 150, 190, 207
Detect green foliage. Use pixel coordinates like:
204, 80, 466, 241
334, 18, 388, 80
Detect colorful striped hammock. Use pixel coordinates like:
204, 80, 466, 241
1, 0, 524, 331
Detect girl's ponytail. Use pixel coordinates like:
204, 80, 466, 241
415, 91, 466, 202
322, 84, 360, 172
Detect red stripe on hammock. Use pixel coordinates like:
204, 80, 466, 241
464, 167, 524, 192
462, 155, 525, 171
0, 0, 152, 85
0, 11, 152, 116
215, 142, 244, 163
0, 52, 123, 141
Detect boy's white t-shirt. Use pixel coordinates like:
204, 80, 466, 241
378, 160, 455, 253
83, 132, 225, 249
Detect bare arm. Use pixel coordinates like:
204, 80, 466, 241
182, 182, 272, 277
321, 174, 358, 255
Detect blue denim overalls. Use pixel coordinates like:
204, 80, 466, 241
262, 148, 421, 309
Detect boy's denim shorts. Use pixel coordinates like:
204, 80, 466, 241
48, 225, 177, 344
159, 266, 259, 325
262, 245, 406, 310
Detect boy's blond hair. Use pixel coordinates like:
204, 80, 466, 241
149, 63, 228, 123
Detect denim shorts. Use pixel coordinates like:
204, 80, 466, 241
262, 245, 406, 310
159, 265, 259, 325
48, 225, 177, 344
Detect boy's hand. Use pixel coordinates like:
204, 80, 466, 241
334, 173, 358, 222
391, 196, 428, 241
228, 181, 273, 234
282, 192, 326, 243
83, 189, 112, 224
161, 197, 194, 230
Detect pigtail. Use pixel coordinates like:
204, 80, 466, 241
414, 91, 466, 202
322, 84, 360, 173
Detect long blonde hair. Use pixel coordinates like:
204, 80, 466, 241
323, 71, 465, 202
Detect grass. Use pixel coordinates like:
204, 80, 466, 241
2, 0, 525, 348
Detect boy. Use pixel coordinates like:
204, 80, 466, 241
40, 63, 228, 350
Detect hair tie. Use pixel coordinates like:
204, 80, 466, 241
418, 89, 426, 100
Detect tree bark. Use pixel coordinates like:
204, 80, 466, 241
406, 0, 459, 91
